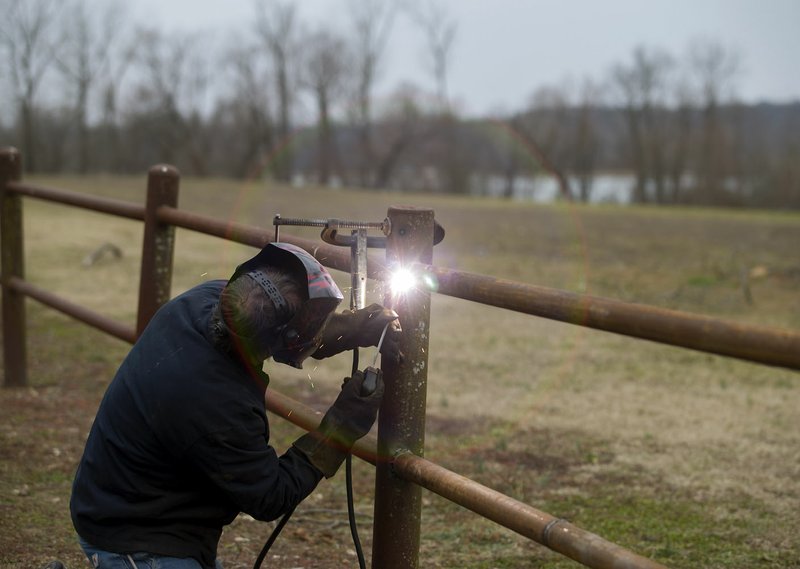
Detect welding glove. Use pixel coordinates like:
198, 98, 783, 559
312, 303, 403, 363
293, 370, 384, 478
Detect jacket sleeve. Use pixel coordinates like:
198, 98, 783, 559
186, 405, 323, 522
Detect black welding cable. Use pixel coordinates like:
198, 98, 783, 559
346, 456, 367, 568
253, 506, 296, 569
254, 349, 367, 569
347, 347, 368, 569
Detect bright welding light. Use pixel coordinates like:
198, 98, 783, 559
389, 267, 417, 295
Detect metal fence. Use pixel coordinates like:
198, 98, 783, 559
2, 147, 799, 568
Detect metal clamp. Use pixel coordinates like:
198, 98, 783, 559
273, 214, 390, 248
273, 214, 444, 248
273, 215, 389, 310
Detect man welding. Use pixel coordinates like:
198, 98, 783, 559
69, 242, 401, 569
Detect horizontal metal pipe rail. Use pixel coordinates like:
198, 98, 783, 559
393, 454, 666, 569
155, 205, 800, 372
266, 387, 668, 569
416, 264, 800, 371
7, 181, 145, 220
2, 180, 145, 348
7, 276, 137, 344
8, 181, 793, 372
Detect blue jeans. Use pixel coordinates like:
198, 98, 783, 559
79, 538, 223, 569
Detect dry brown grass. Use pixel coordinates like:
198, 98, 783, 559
2, 173, 799, 568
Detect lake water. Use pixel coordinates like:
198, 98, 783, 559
474, 173, 634, 204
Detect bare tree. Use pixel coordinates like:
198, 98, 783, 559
254, 0, 298, 182
572, 79, 602, 202
217, 40, 274, 178
518, 85, 573, 200
57, 0, 127, 173
687, 38, 740, 204
98, 32, 138, 172
493, 114, 536, 199
348, 0, 396, 186
611, 46, 674, 203
0, 0, 62, 172
664, 77, 694, 203
300, 28, 350, 186
407, 0, 456, 111
37, 104, 73, 171
772, 126, 800, 209
131, 28, 209, 172
408, 0, 466, 193
372, 82, 432, 189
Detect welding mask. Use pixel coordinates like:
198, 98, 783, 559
226, 242, 343, 368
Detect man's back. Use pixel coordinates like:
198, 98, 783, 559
70, 280, 317, 567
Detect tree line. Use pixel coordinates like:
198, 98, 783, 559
1, 0, 798, 208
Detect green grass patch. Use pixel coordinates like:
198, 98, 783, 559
534, 494, 797, 568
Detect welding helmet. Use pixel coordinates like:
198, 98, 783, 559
225, 242, 343, 368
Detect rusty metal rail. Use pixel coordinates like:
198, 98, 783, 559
8, 180, 145, 220
8, 178, 796, 371
267, 388, 668, 569
393, 455, 667, 569
7, 276, 137, 343
417, 264, 800, 371
132, 206, 800, 371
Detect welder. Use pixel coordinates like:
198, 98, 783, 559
68, 242, 401, 569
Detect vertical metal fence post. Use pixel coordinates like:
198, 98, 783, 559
136, 165, 180, 337
0, 148, 27, 388
371, 207, 435, 569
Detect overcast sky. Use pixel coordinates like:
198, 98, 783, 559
134, 0, 800, 116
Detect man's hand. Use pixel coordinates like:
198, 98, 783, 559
313, 303, 403, 363
293, 370, 384, 478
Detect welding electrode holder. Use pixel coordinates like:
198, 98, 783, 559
360, 366, 382, 397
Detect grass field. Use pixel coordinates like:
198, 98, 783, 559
1, 173, 799, 568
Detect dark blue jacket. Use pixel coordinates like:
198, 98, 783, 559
70, 281, 322, 568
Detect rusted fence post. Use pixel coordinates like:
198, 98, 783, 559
0, 148, 27, 388
136, 165, 179, 337
371, 207, 435, 569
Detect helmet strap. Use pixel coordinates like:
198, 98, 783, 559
245, 271, 290, 321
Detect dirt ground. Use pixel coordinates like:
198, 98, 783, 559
1, 175, 799, 568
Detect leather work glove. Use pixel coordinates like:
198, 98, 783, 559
293, 370, 384, 478
312, 303, 403, 363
